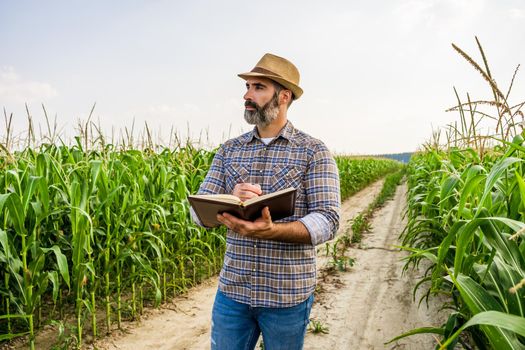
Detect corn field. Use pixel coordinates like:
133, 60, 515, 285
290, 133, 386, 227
0, 142, 226, 348
0, 134, 401, 348
397, 38, 525, 349
336, 156, 402, 201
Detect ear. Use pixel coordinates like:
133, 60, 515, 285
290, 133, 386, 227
279, 90, 292, 106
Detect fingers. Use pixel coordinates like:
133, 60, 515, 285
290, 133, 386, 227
262, 206, 271, 221
238, 190, 259, 200
237, 183, 262, 194
218, 210, 273, 238
217, 213, 246, 232
216, 213, 231, 228
252, 183, 262, 194
233, 183, 262, 201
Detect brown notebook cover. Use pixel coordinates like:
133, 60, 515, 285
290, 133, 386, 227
188, 187, 297, 228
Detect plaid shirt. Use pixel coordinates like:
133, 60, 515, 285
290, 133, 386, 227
195, 121, 340, 307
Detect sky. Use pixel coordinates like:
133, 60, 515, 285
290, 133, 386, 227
1, 0, 524, 154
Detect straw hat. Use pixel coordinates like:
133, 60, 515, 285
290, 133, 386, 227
238, 53, 303, 100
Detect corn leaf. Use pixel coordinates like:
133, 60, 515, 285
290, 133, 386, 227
451, 273, 524, 349
440, 311, 525, 349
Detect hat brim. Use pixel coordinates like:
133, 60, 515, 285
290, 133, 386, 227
238, 72, 303, 100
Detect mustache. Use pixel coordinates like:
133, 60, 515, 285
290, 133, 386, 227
244, 101, 258, 109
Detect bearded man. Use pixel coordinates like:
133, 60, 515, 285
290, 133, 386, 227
191, 53, 340, 350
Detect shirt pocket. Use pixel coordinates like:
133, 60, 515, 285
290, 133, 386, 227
224, 164, 250, 193
271, 164, 303, 192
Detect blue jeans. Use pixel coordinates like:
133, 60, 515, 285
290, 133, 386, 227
211, 289, 314, 350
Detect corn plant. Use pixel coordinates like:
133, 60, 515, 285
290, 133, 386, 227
0, 118, 402, 348
394, 38, 525, 349
0, 141, 226, 348
336, 157, 402, 201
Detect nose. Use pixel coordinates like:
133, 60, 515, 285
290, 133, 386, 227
243, 88, 252, 101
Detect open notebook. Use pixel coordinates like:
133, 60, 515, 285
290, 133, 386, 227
188, 187, 296, 228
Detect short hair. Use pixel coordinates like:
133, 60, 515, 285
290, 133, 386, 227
271, 81, 294, 107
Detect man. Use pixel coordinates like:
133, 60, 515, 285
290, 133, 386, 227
191, 53, 340, 350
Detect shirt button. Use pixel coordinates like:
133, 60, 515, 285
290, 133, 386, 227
252, 268, 256, 272
253, 244, 257, 248
259, 170, 263, 174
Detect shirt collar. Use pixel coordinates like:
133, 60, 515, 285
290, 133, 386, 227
242, 120, 296, 145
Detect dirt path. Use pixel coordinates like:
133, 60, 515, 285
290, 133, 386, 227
304, 182, 446, 349
97, 180, 445, 350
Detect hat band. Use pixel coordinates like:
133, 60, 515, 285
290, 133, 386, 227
251, 66, 282, 77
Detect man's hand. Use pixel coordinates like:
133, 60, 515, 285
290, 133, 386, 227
217, 207, 274, 239
233, 183, 262, 202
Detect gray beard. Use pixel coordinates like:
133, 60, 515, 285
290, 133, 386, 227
244, 94, 279, 127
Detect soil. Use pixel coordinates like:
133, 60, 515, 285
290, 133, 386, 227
304, 182, 447, 349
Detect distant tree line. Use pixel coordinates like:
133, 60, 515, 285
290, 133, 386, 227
374, 152, 413, 163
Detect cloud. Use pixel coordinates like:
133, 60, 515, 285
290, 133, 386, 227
509, 8, 524, 19
391, 0, 486, 32
0, 66, 58, 105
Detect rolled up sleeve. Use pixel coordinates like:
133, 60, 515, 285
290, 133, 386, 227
299, 144, 340, 245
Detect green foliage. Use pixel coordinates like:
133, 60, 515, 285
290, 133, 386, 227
371, 168, 405, 208
326, 230, 356, 272
0, 144, 226, 348
0, 144, 391, 348
350, 214, 369, 244
399, 36, 525, 346
308, 318, 329, 334
400, 142, 525, 348
336, 157, 403, 201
